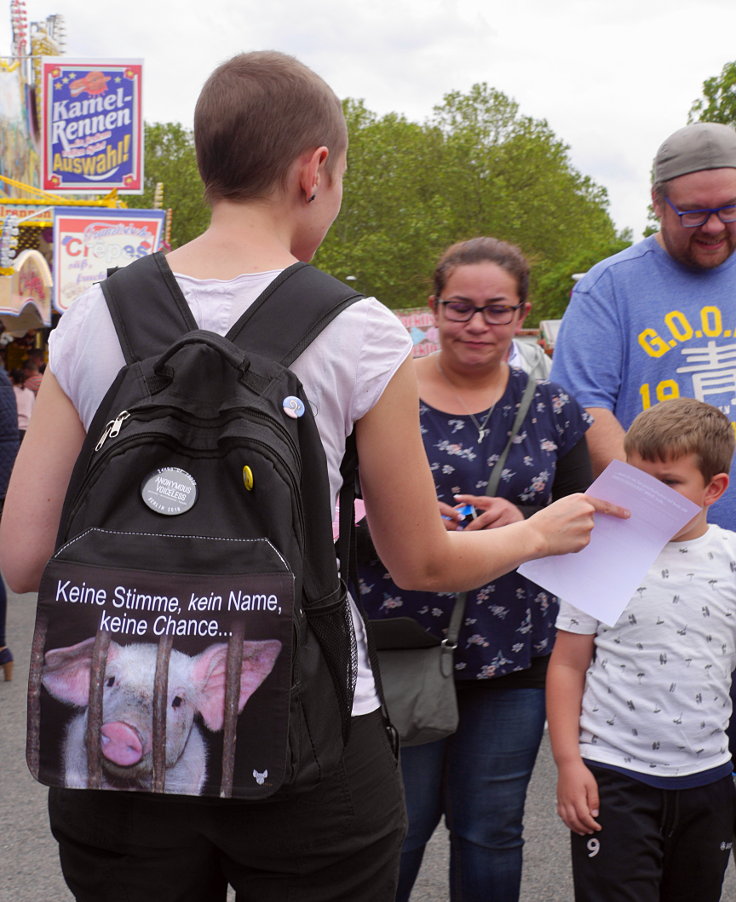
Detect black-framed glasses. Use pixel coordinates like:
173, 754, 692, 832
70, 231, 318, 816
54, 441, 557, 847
438, 299, 523, 325
664, 196, 736, 228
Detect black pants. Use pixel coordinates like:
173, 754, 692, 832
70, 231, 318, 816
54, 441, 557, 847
570, 765, 734, 902
48, 710, 406, 902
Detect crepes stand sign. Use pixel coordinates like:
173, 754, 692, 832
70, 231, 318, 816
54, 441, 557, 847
52, 208, 166, 313
42, 58, 143, 193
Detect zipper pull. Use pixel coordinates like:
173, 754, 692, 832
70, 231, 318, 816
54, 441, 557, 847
95, 420, 114, 451
108, 410, 130, 438
94, 410, 130, 451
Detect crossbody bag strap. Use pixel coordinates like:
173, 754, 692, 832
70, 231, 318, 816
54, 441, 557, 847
486, 373, 537, 497
448, 374, 538, 645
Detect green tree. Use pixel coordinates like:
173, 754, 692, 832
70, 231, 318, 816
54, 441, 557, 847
432, 85, 620, 297
689, 61, 736, 126
126, 122, 209, 247
134, 89, 622, 318
533, 236, 632, 322
318, 86, 622, 317
315, 100, 450, 304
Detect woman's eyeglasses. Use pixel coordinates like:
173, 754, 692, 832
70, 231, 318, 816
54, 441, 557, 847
438, 299, 523, 325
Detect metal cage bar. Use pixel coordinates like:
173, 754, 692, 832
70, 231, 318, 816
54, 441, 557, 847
84, 630, 112, 788
152, 634, 174, 792
220, 621, 245, 798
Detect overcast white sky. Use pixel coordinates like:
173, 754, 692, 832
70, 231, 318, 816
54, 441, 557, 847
5, 0, 736, 239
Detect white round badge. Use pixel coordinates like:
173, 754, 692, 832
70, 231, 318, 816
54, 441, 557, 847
141, 467, 198, 516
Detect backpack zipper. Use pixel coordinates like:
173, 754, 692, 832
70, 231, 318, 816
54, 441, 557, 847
77, 406, 308, 544
95, 410, 131, 451
94, 405, 301, 462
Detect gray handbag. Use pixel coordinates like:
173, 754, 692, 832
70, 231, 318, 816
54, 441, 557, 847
371, 376, 537, 746
371, 596, 465, 746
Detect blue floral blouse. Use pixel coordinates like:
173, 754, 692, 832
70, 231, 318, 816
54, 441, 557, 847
359, 367, 592, 680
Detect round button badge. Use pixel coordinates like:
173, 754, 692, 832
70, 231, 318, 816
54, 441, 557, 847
141, 467, 198, 516
282, 396, 305, 419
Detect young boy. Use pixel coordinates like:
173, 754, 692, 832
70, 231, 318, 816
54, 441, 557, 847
547, 397, 736, 902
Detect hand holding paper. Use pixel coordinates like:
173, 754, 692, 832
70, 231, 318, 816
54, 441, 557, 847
518, 460, 700, 626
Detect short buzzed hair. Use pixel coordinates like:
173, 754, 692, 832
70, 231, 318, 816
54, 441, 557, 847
194, 51, 347, 205
624, 398, 734, 482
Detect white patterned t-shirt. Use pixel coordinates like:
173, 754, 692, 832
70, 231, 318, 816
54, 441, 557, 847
556, 524, 736, 778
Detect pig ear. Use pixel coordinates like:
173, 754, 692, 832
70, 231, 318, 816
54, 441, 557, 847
42, 636, 100, 706
194, 639, 282, 732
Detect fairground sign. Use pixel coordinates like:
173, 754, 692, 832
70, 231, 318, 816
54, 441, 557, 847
52, 207, 165, 313
394, 307, 438, 357
41, 58, 143, 193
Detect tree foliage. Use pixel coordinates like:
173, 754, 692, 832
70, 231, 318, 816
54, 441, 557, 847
316, 85, 622, 321
315, 100, 449, 303
133, 89, 623, 322
533, 236, 631, 322
689, 61, 736, 126
125, 122, 209, 247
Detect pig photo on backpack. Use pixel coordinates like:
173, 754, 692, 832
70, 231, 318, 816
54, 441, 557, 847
32, 586, 283, 796
0, 51, 624, 902
37, 629, 282, 795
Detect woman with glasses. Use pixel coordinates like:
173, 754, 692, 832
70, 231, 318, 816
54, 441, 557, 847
359, 237, 593, 902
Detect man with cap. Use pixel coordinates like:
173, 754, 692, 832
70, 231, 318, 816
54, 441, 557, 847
552, 121, 736, 530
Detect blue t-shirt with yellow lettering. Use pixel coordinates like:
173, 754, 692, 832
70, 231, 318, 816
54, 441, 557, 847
551, 235, 736, 530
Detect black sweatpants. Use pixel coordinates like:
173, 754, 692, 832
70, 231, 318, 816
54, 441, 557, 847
570, 764, 734, 902
48, 709, 406, 902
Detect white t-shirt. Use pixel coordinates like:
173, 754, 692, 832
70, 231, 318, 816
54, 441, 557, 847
556, 524, 736, 778
49, 268, 412, 715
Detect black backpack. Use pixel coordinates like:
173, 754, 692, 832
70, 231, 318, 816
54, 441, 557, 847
27, 252, 362, 800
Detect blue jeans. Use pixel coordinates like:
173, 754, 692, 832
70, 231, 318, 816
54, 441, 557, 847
397, 682, 546, 902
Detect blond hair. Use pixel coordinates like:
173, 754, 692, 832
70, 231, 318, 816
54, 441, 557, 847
624, 398, 734, 481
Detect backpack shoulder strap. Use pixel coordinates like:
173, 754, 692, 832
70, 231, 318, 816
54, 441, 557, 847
102, 255, 362, 368
101, 252, 198, 365
225, 261, 362, 366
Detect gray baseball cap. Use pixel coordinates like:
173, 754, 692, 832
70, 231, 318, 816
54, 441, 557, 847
654, 122, 736, 183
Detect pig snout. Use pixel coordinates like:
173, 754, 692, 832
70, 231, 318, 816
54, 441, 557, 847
100, 721, 144, 767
